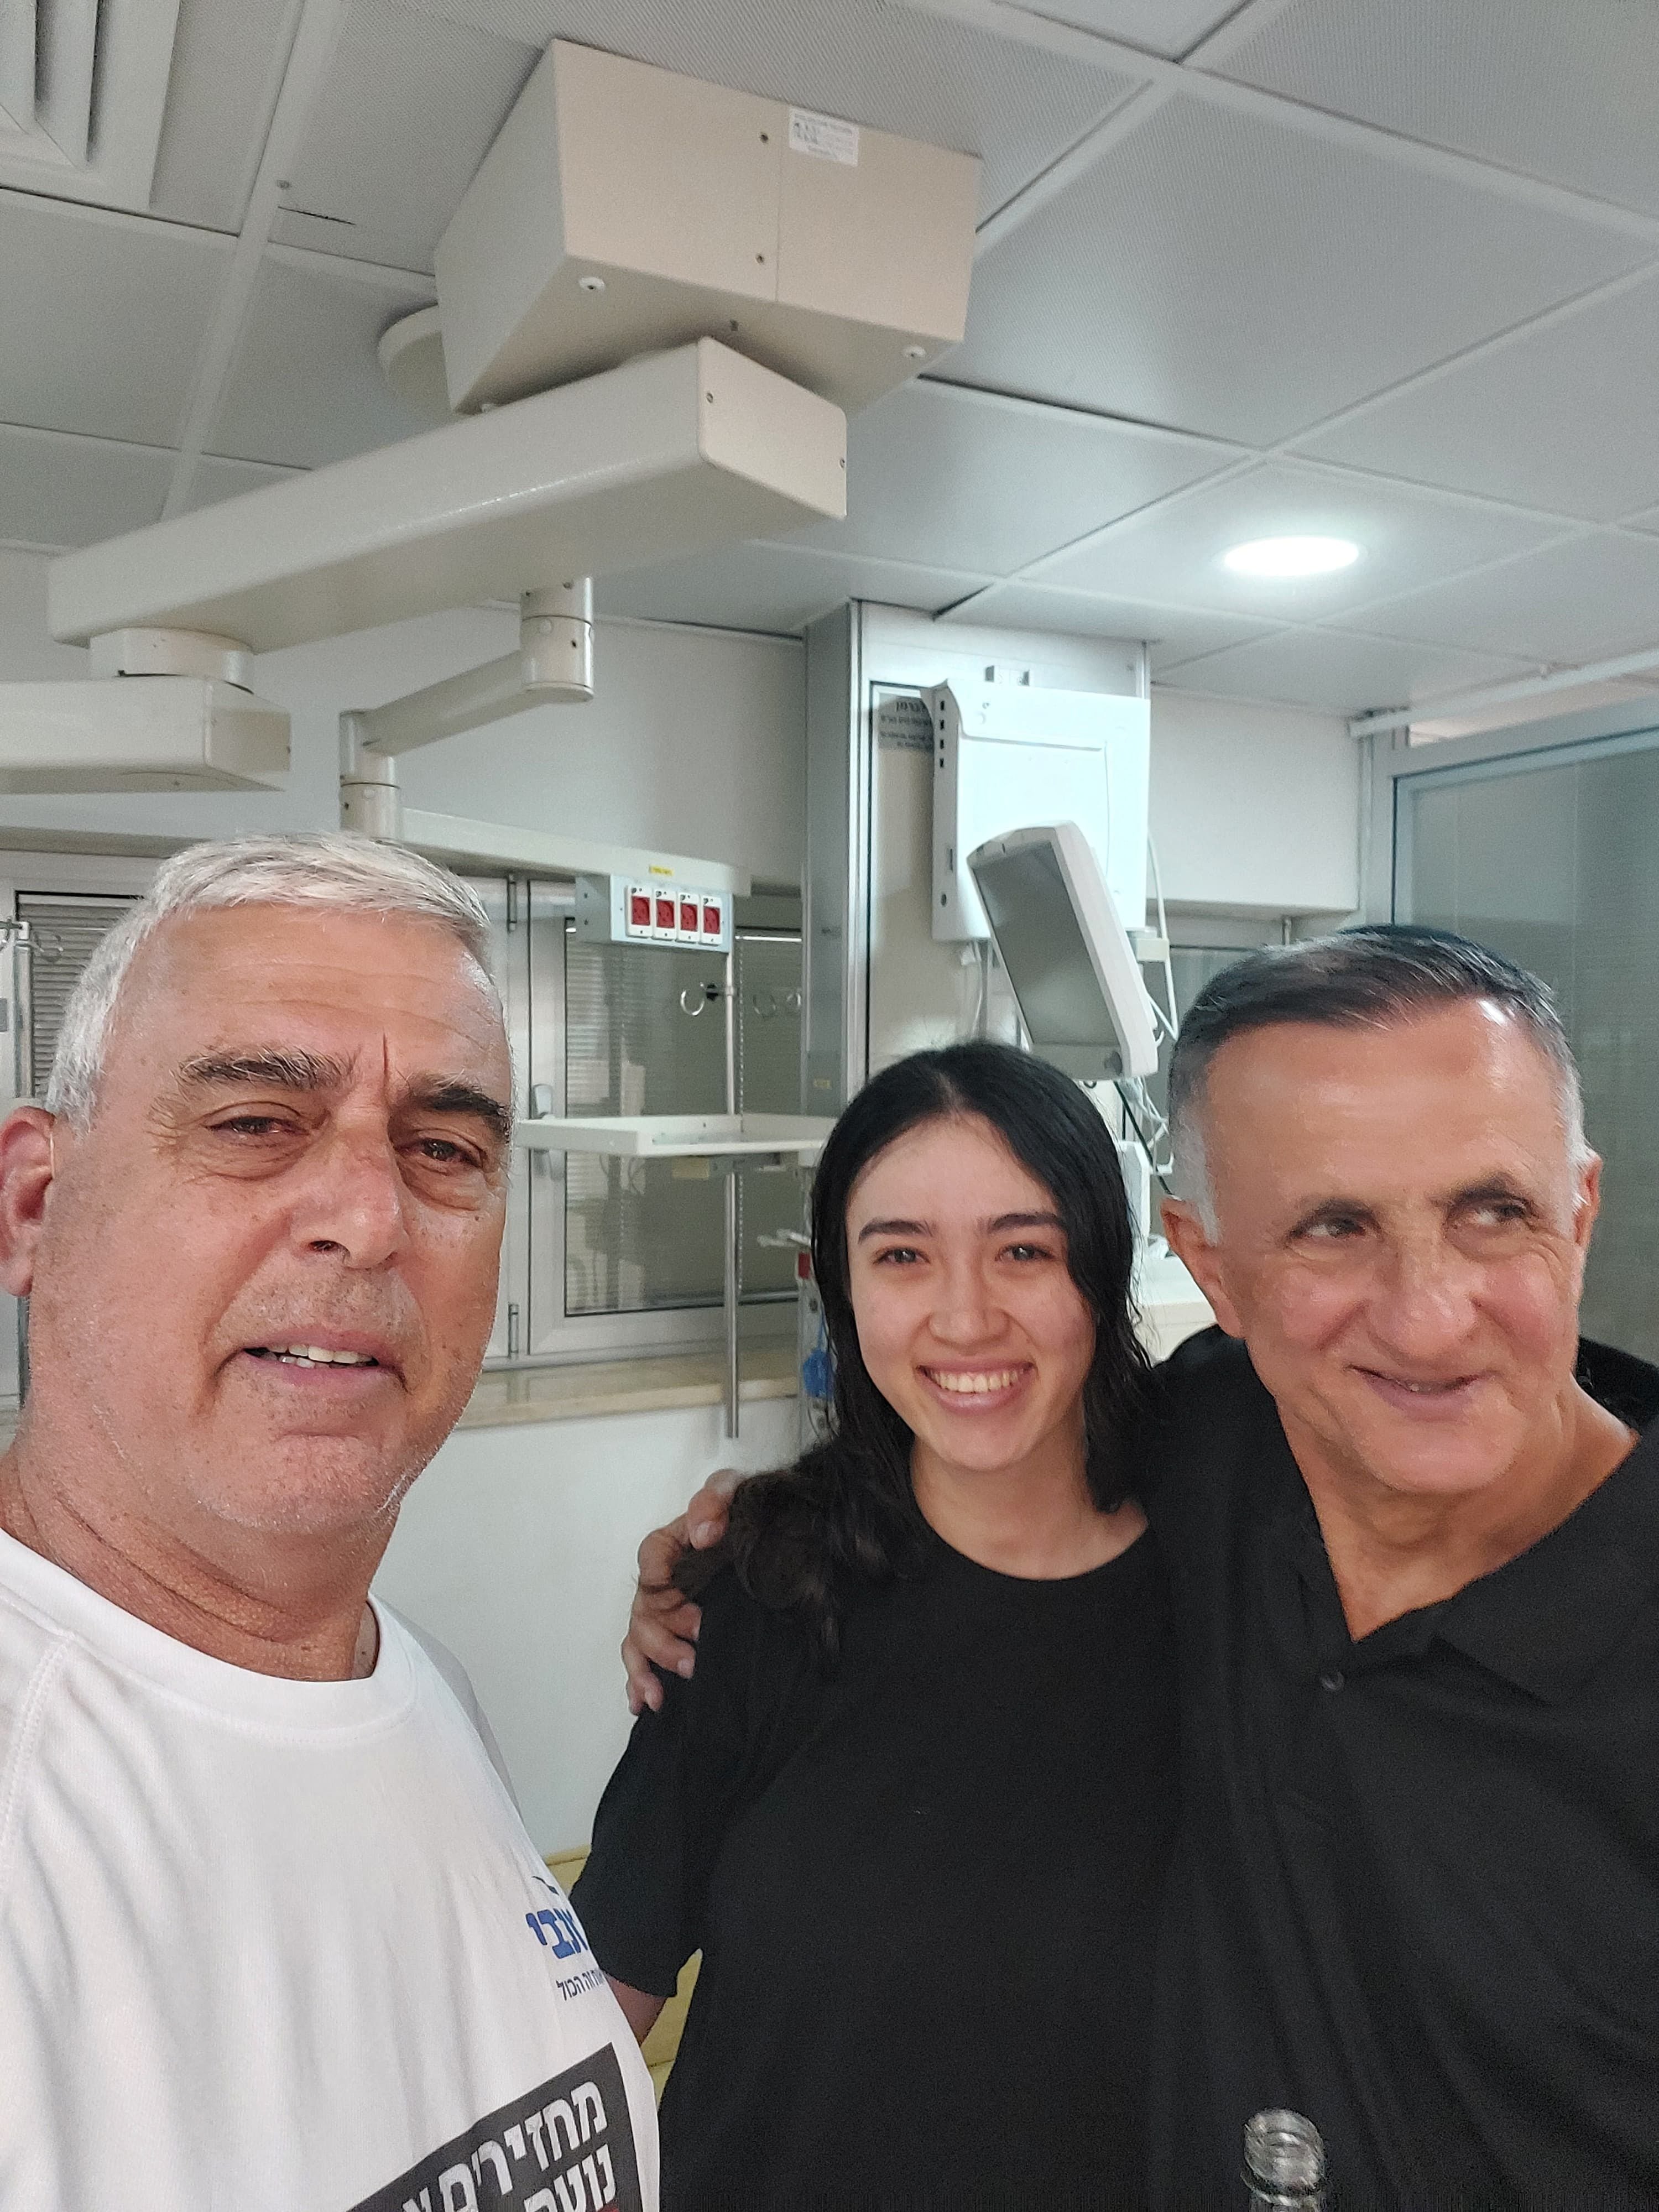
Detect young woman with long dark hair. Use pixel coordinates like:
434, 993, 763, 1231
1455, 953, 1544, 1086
571, 1042, 1178, 2209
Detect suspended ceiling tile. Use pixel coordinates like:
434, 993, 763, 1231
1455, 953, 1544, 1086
1217, 0, 1659, 218
208, 253, 437, 468
951, 92, 1652, 446
799, 381, 1243, 575
1295, 272, 1659, 522
148, 0, 298, 232
188, 455, 306, 510
269, 0, 539, 275
1029, 460, 1566, 621
0, 424, 173, 550
391, 0, 1145, 221
937, 579, 1279, 671
992, 0, 1243, 60
594, 541, 992, 633
0, 197, 230, 447
1348, 534, 1659, 664
1155, 627, 1533, 717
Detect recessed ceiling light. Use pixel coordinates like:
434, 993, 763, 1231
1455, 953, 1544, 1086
1222, 535, 1361, 579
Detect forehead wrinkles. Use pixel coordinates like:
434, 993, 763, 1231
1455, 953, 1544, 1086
1206, 1065, 1575, 1234
114, 914, 506, 1070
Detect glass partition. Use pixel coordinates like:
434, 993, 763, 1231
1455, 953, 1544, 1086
1396, 727, 1659, 1362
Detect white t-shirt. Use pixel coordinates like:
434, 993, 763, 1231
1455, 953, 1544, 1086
0, 1527, 658, 2211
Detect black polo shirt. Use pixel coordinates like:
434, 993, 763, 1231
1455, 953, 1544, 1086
1143, 1327, 1659, 2211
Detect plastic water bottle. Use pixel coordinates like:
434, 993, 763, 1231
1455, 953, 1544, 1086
1243, 2109, 1326, 2209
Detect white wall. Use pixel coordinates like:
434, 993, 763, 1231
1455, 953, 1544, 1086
373, 1396, 799, 1855
390, 617, 806, 888
0, 547, 806, 884
1149, 686, 1359, 917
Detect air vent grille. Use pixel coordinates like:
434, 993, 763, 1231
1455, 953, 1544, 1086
0, 0, 180, 209
0, 0, 99, 166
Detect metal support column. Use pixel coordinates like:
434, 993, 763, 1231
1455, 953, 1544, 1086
722, 946, 740, 1438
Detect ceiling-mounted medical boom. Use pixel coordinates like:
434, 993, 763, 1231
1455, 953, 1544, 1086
49, 341, 843, 652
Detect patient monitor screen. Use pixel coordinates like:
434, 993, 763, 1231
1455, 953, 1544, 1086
972, 841, 1128, 1079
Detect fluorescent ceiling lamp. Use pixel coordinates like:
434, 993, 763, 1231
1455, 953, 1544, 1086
1222, 535, 1360, 579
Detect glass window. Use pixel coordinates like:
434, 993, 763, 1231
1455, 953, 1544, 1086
1397, 731, 1659, 1363
17, 894, 138, 1097
563, 925, 804, 1317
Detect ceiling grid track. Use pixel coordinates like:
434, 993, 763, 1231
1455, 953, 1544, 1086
160, 0, 351, 519
903, 0, 1659, 249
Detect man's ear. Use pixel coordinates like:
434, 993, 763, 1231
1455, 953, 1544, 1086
1160, 1196, 1245, 1339
0, 1108, 59, 1298
1572, 1152, 1602, 1256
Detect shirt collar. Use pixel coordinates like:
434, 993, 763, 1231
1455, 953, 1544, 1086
1277, 1338, 1659, 1702
1428, 1420, 1659, 1702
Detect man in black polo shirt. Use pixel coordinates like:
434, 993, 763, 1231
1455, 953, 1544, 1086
621, 928, 1659, 2208
1150, 928, 1659, 2208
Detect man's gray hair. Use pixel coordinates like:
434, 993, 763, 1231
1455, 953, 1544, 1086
44, 832, 496, 1128
1167, 925, 1591, 1237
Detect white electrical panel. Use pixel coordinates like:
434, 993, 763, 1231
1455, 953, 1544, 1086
575, 872, 732, 953
928, 682, 1150, 942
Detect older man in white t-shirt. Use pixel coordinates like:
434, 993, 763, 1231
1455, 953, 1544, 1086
0, 834, 655, 2209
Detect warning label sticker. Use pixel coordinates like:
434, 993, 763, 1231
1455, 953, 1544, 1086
788, 107, 859, 165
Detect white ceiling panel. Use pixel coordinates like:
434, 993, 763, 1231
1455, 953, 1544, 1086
188, 455, 305, 510
1217, 0, 1659, 219
1155, 626, 1533, 716
937, 579, 1280, 671
1349, 535, 1659, 665
1027, 460, 1567, 620
1295, 273, 1659, 523
208, 253, 436, 468
0, 197, 230, 447
391, 0, 1145, 221
951, 93, 1652, 446
270, 0, 539, 274
596, 541, 992, 633
994, 0, 1241, 59
795, 381, 1241, 575
0, 425, 172, 550
149, 0, 299, 232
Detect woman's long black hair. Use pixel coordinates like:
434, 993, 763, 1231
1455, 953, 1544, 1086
702, 1041, 1149, 1660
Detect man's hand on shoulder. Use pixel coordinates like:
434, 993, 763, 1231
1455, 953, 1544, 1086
622, 1469, 741, 1713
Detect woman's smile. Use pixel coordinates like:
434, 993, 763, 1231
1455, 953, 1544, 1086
918, 1361, 1035, 1408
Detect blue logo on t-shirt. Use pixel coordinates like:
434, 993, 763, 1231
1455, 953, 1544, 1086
526, 1876, 589, 1960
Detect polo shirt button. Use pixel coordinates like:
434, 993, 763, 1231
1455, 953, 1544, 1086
1319, 1671, 1345, 1692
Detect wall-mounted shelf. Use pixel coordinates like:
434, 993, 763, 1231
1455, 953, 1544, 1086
514, 1113, 832, 1161
514, 1111, 832, 1443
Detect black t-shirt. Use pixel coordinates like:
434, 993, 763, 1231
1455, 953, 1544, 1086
572, 1524, 1180, 2211
1142, 1326, 1659, 2211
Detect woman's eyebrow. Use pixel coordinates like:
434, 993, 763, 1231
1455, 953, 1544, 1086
855, 1209, 1065, 1243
